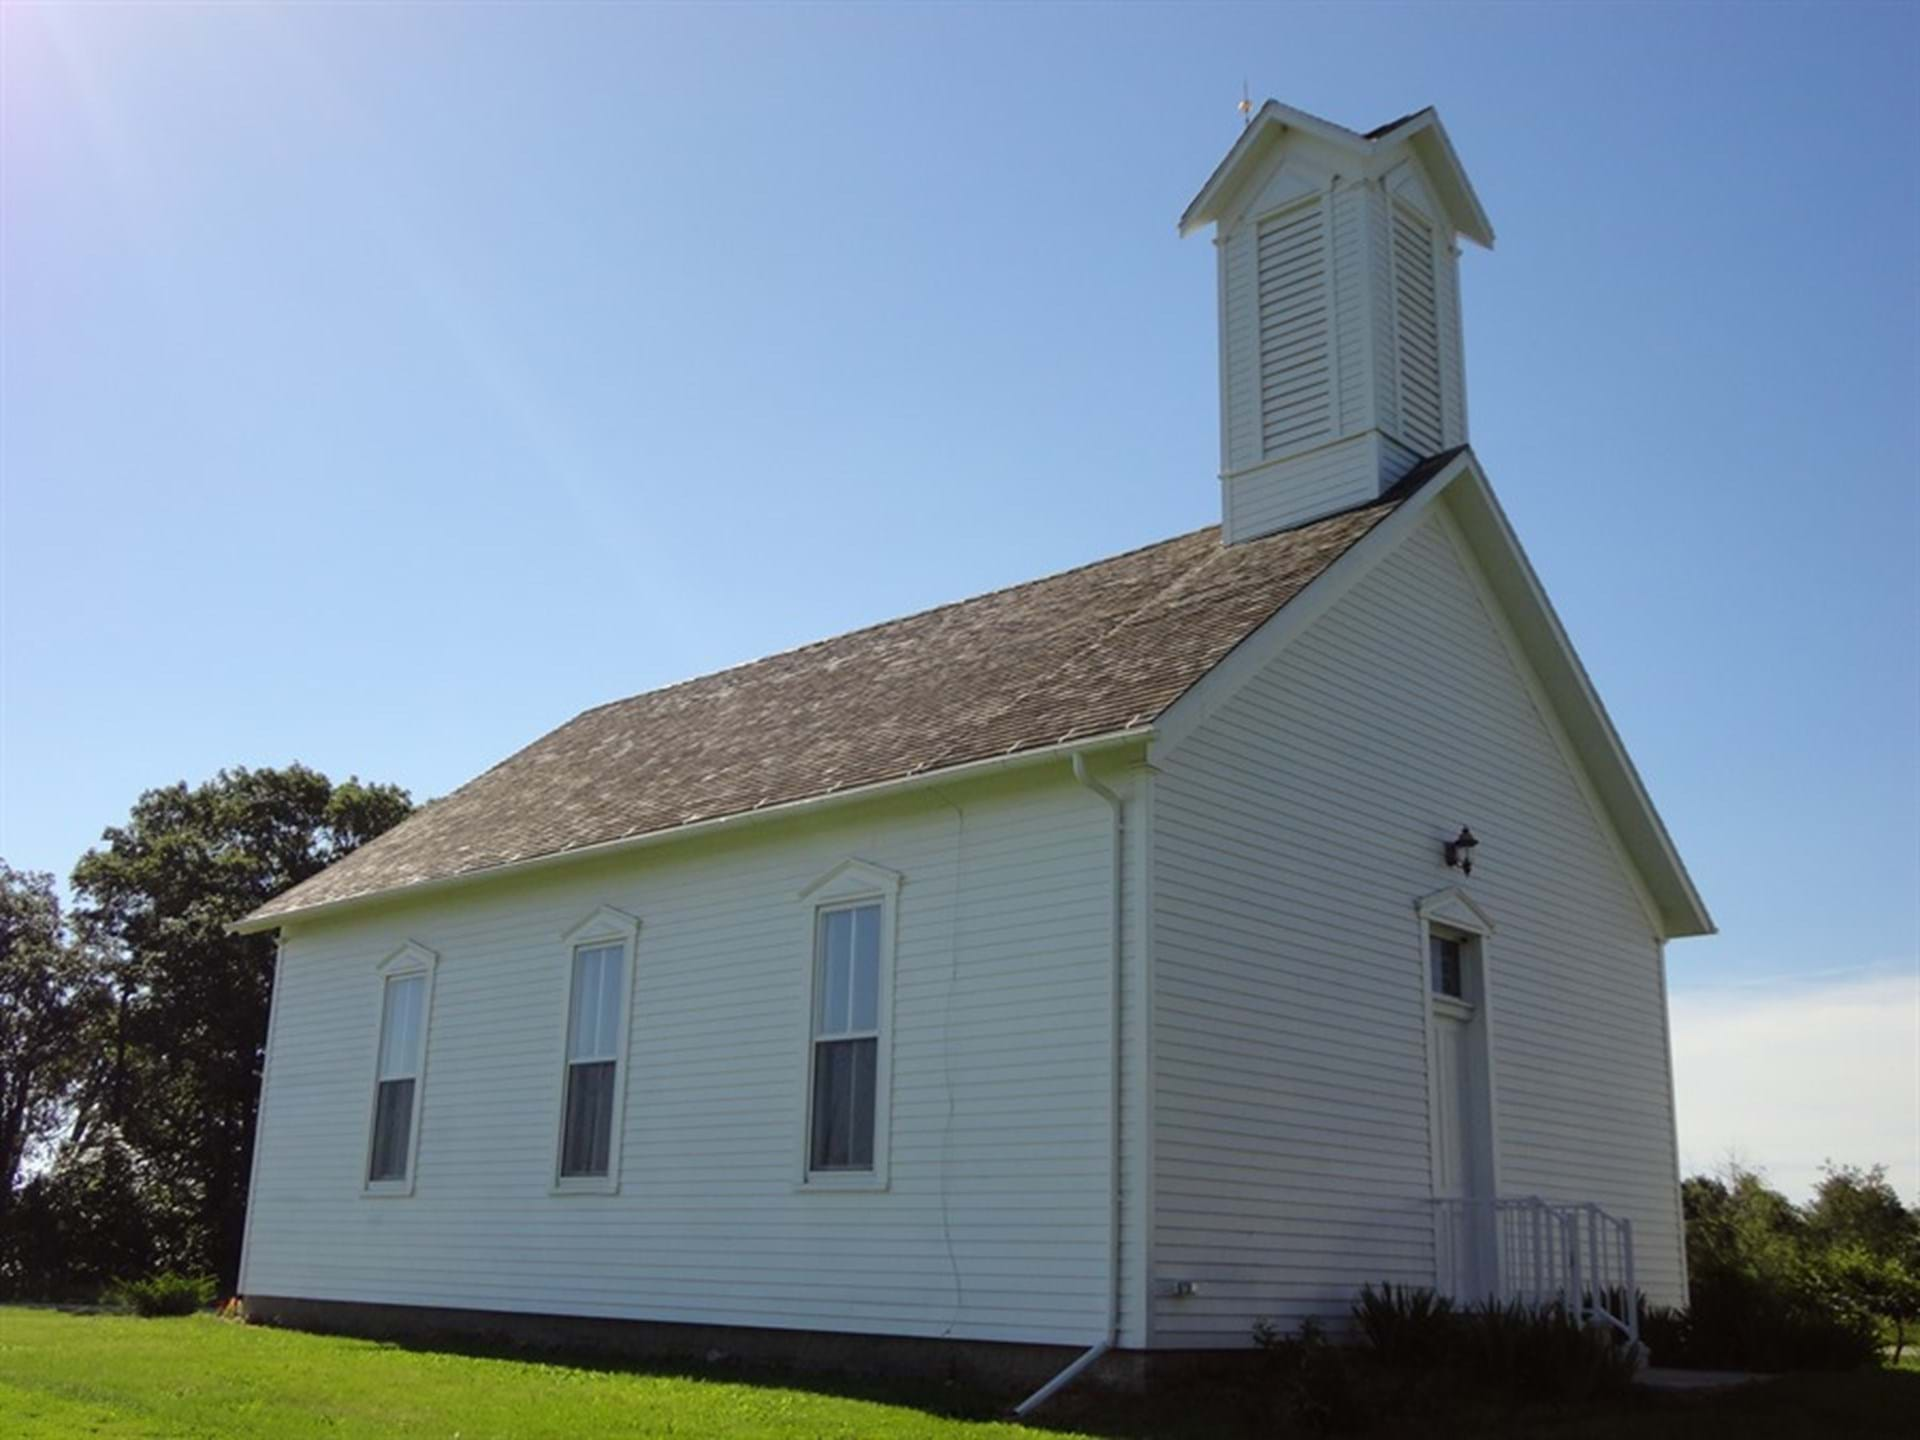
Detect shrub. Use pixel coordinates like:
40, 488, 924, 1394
1352, 1281, 1454, 1369
1255, 1293, 1638, 1430
110, 1272, 217, 1317
1674, 1259, 1880, 1371
1451, 1297, 1638, 1403
1252, 1316, 1371, 1434
1637, 1298, 1692, 1364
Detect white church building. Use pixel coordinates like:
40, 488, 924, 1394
235, 100, 1711, 1393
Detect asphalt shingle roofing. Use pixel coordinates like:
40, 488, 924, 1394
247, 454, 1461, 927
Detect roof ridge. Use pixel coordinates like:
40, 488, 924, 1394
1363, 106, 1433, 139
570, 520, 1223, 720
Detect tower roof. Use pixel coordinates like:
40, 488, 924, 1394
1180, 100, 1495, 248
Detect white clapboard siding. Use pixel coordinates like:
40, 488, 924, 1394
1378, 434, 1424, 490
245, 764, 1147, 1347
1222, 433, 1384, 545
1149, 512, 1685, 1347
1256, 199, 1335, 458
1391, 205, 1444, 455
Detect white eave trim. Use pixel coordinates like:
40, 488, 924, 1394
232, 727, 1154, 936
1440, 465, 1712, 939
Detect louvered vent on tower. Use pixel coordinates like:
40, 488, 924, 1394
1391, 204, 1443, 454
1257, 198, 1334, 457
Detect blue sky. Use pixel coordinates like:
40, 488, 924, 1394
3, 3, 1914, 1195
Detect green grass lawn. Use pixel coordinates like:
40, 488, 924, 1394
2, 1306, 1916, 1439
0, 1308, 1061, 1439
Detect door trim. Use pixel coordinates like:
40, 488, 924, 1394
1415, 887, 1507, 1297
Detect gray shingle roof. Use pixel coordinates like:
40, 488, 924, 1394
247, 457, 1457, 926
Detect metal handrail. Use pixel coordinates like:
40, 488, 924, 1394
1431, 1195, 1638, 1346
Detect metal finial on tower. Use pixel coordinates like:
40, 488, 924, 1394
1238, 81, 1253, 127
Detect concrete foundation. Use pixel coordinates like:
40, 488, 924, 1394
241, 1294, 1161, 1399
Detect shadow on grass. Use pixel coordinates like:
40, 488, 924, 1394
237, 1318, 1920, 1440
248, 1320, 1308, 1439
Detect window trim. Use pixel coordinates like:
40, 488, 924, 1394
794, 859, 901, 1193
550, 905, 641, 1196
361, 941, 438, 1198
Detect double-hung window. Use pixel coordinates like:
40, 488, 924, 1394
365, 943, 436, 1195
561, 943, 626, 1178
553, 907, 639, 1193
809, 902, 882, 1173
797, 858, 899, 1188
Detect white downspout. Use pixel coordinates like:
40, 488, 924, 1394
1013, 754, 1124, 1417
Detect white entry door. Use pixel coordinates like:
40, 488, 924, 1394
1433, 1007, 1478, 1198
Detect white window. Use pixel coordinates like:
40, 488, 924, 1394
364, 942, 436, 1195
796, 859, 899, 1189
552, 907, 639, 1194
1430, 932, 1466, 1000
561, 943, 625, 1177
809, 903, 881, 1171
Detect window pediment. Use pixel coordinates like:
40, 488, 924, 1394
796, 858, 903, 904
561, 905, 641, 947
376, 940, 438, 976
1416, 886, 1496, 937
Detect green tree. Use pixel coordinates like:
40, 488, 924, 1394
2, 1131, 170, 1299
68, 765, 411, 1291
1823, 1244, 1920, 1362
0, 863, 106, 1217
1674, 1165, 1882, 1370
1683, 1166, 1806, 1277
1805, 1163, 1918, 1259
1805, 1163, 1920, 1361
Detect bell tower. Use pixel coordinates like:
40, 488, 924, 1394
1181, 103, 1494, 543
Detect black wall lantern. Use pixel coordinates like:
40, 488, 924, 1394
1444, 826, 1479, 876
